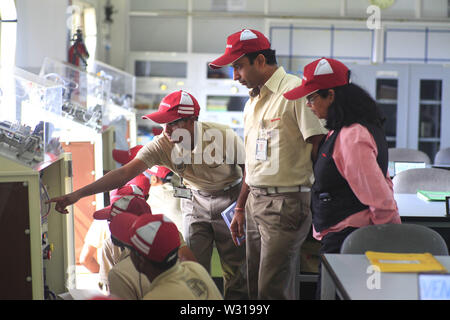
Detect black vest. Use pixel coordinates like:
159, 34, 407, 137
311, 122, 388, 232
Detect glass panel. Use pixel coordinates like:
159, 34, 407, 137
376, 79, 398, 100
1, 67, 63, 168
419, 104, 441, 138
420, 80, 442, 101
418, 79, 442, 161
376, 79, 398, 147
206, 95, 248, 112
378, 103, 397, 137
134, 61, 187, 78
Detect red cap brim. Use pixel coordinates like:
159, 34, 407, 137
142, 109, 182, 124
112, 149, 130, 165
93, 205, 112, 220
283, 84, 318, 101
209, 53, 244, 70
109, 212, 138, 246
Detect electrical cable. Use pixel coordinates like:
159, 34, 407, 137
40, 180, 51, 223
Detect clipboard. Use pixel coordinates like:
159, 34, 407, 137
221, 201, 245, 245
365, 251, 447, 273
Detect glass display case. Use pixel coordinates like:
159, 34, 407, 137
0, 67, 75, 299
87, 59, 136, 119
39, 57, 110, 132
87, 60, 137, 155
0, 67, 63, 169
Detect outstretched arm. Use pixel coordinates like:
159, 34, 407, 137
47, 158, 148, 214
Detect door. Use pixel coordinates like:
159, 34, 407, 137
348, 63, 410, 148
61, 142, 96, 265
408, 64, 450, 163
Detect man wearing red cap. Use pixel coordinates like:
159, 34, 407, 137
48, 89, 247, 300
93, 191, 196, 300
210, 29, 327, 300
109, 213, 223, 300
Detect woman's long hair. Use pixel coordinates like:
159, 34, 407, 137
317, 79, 386, 131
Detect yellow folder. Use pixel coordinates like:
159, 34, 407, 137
365, 251, 448, 273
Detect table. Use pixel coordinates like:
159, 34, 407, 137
395, 193, 450, 226
321, 253, 450, 300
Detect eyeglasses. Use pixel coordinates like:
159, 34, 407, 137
306, 93, 319, 105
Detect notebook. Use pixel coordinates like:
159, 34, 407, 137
365, 251, 447, 273
221, 201, 245, 245
416, 190, 450, 202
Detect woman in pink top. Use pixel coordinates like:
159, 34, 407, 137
284, 57, 401, 298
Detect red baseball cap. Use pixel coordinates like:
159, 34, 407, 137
109, 213, 180, 264
142, 90, 200, 124
125, 173, 150, 197
283, 57, 350, 100
109, 184, 146, 203
209, 29, 271, 70
148, 165, 172, 180
112, 145, 143, 165
93, 195, 151, 221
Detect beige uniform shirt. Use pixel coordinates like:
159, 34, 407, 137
143, 261, 223, 300
108, 234, 187, 300
136, 122, 243, 191
108, 254, 152, 300
244, 67, 327, 187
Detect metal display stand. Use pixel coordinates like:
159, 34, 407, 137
0, 67, 75, 299
39, 58, 110, 267
88, 59, 137, 163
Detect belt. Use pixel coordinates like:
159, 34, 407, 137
194, 178, 242, 196
255, 185, 311, 194
223, 178, 243, 191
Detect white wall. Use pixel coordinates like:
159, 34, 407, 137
15, 0, 69, 73
95, 0, 128, 70
12, 0, 450, 73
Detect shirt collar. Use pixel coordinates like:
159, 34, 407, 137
260, 66, 286, 96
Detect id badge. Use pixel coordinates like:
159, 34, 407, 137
255, 138, 268, 161
173, 187, 192, 200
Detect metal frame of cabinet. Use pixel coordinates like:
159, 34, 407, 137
0, 154, 75, 299
349, 63, 450, 162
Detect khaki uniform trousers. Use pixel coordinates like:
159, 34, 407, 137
246, 187, 312, 300
181, 183, 248, 300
